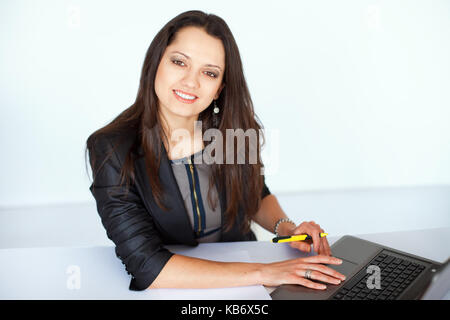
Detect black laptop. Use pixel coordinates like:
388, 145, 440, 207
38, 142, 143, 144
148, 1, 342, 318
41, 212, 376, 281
271, 235, 448, 300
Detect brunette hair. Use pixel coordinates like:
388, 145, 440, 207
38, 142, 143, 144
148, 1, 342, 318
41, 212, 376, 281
86, 10, 266, 233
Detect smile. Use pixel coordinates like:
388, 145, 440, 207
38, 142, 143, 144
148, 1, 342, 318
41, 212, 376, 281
173, 90, 198, 103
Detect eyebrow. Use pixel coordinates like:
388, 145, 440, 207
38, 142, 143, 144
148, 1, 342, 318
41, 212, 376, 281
170, 51, 222, 71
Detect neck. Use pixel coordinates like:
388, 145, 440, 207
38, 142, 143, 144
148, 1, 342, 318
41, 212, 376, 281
158, 111, 204, 160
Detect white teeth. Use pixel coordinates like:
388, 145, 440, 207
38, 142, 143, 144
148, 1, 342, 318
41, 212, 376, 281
175, 90, 196, 100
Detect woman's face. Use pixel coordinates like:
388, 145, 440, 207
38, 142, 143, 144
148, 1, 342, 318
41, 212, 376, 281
155, 26, 225, 123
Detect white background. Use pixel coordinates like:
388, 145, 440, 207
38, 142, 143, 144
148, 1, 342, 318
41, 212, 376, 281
1, 0, 449, 209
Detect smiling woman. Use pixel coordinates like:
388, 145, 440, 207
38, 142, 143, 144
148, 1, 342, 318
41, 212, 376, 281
85, 10, 343, 292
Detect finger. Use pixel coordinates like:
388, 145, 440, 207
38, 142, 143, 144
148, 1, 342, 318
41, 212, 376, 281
301, 255, 343, 265
322, 237, 332, 256
319, 227, 331, 256
316, 228, 330, 256
302, 269, 342, 285
317, 241, 325, 256
303, 264, 346, 281
290, 241, 311, 252
316, 239, 324, 255
295, 275, 327, 290
311, 229, 321, 254
292, 222, 322, 253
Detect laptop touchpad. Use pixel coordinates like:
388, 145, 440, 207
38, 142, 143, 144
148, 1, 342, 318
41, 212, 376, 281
326, 258, 359, 278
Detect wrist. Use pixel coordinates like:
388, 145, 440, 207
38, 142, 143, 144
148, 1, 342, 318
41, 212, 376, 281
253, 263, 266, 285
273, 218, 296, 236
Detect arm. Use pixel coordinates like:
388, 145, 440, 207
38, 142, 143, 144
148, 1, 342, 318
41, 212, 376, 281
88, 135, 174, 291
150, 255, 262, 288
252, 194, 296, 236
152, 251, 345, 289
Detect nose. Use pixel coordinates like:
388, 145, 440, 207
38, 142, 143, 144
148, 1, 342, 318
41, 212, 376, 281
181, 68, 200, 89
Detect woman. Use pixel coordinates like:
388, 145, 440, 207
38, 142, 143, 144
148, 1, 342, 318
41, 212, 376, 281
86, 10, 345, 291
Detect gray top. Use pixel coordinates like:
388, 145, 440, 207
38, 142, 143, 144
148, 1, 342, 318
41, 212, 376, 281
170, 149, 222, 243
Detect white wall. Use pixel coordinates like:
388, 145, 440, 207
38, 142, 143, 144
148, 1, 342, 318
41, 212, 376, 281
1, 0, 449, 207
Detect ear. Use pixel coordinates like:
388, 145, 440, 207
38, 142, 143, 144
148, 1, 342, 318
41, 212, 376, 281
214, 83, 225, 100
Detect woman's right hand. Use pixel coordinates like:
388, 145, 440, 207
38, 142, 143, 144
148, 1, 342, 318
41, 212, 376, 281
259, 255, 347, 290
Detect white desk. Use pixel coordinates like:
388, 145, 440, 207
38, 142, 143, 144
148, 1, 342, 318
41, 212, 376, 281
0, 227, 449, 300
2, 186, 449, 249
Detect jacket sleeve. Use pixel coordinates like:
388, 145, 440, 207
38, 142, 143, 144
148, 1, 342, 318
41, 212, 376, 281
88, 135, 174, 291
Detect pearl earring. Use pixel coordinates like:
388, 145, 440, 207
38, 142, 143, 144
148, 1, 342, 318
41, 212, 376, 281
213, 100, 220, 114
212, 100, 220, 127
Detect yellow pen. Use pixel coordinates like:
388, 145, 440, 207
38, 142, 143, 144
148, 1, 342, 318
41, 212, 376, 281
272, 233, 328, 243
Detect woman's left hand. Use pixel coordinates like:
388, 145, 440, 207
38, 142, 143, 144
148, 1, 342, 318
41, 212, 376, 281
289, 221, 332, 256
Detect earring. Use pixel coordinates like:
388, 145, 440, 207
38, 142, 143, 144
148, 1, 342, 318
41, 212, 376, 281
212, 100, 220, 127
213, 100, 220, 114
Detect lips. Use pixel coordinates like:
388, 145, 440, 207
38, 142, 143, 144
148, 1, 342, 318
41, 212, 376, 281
173, 89, 198, 104
174, 89, 198, 98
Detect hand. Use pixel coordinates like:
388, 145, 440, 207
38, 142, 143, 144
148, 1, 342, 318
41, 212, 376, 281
260, 255, 346, 289
289, 221, 332, 256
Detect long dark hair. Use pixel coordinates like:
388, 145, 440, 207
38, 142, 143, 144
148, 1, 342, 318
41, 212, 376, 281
86, 10, 266, 233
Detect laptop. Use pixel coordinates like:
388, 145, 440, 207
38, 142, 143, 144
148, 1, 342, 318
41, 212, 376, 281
271, 235, 449, 300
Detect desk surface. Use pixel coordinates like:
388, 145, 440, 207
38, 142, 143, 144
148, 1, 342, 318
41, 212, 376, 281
1, 227, 449, 299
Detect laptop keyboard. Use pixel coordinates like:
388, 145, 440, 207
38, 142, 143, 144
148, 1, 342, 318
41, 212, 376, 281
332, 251, 427, 300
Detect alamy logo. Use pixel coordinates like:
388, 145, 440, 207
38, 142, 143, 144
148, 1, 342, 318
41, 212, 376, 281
167, 121, 280, 175
66, 265, 81, 290
366, 265, 381, 289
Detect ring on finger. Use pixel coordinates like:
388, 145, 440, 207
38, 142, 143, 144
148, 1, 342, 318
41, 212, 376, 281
304, 269, 313, 280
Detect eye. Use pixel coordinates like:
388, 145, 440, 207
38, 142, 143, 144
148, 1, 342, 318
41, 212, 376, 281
172, 59, 185, 66
172, 58, 218, 78
205, 71, 218, 78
